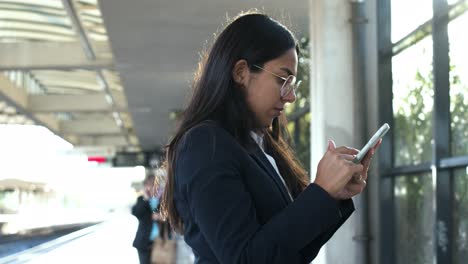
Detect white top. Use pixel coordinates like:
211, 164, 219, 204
250, 132, 294, 201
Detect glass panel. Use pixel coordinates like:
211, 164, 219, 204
454, 167, 468, 264
395, 173, 435, 264
392, 36, 433, 166
391, 0, 433, 43
448, 11, 468, 156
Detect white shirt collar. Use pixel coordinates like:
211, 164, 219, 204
250, 131, 264, 151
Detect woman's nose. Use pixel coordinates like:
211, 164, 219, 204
281, 89, 296, 103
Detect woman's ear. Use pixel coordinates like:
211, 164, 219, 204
232, 59, 249, 86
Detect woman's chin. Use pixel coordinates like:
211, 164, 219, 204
261, 117, 275, 128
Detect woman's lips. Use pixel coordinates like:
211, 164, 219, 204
274, 107, 284, 115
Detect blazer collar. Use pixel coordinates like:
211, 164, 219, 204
248, 145, 293, 204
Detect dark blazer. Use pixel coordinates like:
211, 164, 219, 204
132, 195, 153, 250
174, 121, 355, 264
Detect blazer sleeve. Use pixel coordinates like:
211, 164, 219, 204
299, 198, 355, 263
176, 125, 351, 264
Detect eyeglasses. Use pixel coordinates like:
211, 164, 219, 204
253, 65, 302, 97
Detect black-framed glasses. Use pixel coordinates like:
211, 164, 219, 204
253, 65, 302, 97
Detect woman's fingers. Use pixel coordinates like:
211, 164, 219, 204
363, 138, 382, 163
315, 142, 366, 198
350, 162, 364, 175
334, 139, 379, 198
333, 146, 359, 155
353, 174, 363, 181
336, 153, 364, 176
361, 138, 383, 177
339, 154, 356, 161
373, 138, 383, 149
337, 178, 367, 199
350, 178, 367, 192
328, 139, 337, 151
362, 150, 373, 169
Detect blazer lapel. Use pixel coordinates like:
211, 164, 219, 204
248, 146, 292, 204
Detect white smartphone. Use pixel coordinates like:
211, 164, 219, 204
352, 123, 390, 164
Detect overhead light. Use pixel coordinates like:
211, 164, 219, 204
105, 94, 113, 104
130, 135, 139, 145
115, 118, 123, 127
132, 107, 151, 113
4, 106, 16, 115
14, 115, 26, 124
0, 114, 7, 123
112, 112, 123, 127
169, 109, 183, 121
97, 75, 105, 88
0, 101, 6, 111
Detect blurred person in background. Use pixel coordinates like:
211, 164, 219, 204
132, 172, 161, 264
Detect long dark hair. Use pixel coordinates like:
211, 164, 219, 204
162, 11, 309, 233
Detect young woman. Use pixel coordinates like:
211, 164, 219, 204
161, 12, 380, 264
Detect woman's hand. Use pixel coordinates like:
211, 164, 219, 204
334, 139, 382, 200
314, 140, 364, 199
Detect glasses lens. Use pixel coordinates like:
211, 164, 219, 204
281, 76, 296, 97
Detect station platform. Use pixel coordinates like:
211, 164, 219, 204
0, 213, 194, 264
